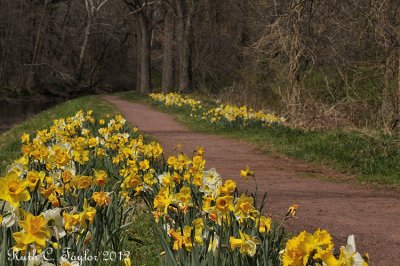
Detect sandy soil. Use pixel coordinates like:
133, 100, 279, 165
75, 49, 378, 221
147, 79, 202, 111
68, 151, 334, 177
104, 95, 400, 265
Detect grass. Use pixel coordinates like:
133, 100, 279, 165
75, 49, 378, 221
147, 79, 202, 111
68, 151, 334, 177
119, 91, 400, 186
0, 95, 161, 265
124, 203, 162, 266
0, 96, 117, 173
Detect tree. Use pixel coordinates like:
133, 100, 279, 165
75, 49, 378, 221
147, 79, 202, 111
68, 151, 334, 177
123, 0, 155, 94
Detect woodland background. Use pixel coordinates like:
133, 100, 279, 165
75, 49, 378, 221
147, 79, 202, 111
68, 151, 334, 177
1, 0, 400, 130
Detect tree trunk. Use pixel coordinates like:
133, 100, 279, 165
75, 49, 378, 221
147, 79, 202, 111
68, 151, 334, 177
162, 11, 175, 92
180, 15, 192, 92
176, 0, 193, 92
76, 19, 92, 81
138, 14, 151, 94
135, 32, 142, 91
381, 51, 392, 127
26, 1, 48, 94
286, 0, 303, 113
396, 54, 400, 122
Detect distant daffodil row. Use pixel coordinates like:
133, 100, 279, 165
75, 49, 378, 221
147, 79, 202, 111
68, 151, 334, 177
149, 92, 285, 129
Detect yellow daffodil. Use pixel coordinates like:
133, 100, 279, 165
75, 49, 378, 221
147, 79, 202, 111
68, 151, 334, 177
123, 255, 132, 266
154, 188, 173, 214
202, 196, 214, 212
94, 170, 108, 187
92, 192, 111, 207
282, 229, 334, 266
63, 212, 81, 232
234, 194, 257, 221
192, 218, 204, 245
74, 175, 92, 189
257, 216, 272, 234
72, 149, 89, 164
139, 159, 150, 171
218, 179, 236, 195
240, 165, 254, 180
20, 133, 30, 143
26, 171, 45, 191
230, 231, 260, 257
80, 200, 97, 229
174, 186, 192, 206
215, 195, 234, 214
0, 172, 31, 207
12, 213, 50, 253
286, 204, 299, 219
87, 137, 99, 148
169, 226, 193, 251
122, 174, 142, 189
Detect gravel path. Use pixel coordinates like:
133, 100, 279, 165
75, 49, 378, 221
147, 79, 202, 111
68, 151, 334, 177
104, 95, 400, 265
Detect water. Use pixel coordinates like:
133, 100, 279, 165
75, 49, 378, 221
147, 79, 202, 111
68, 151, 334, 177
0, 100, 57, 133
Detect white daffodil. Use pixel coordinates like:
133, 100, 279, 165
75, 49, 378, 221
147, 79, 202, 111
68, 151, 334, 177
26, 253, 43, 266
42, 208, 66, 239
201, 168, 222, 197
6, 163, 26, 178
108, 119, 116, 127
208, 234, 219, 254
157, 172, 170, 185
26, 253, 55, 266
337, 235, 368, 266
0, 201, 20, 228
60, 257, 80, 266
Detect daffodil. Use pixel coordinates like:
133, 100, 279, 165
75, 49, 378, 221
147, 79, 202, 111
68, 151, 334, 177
234, 194, 257, 221
258, 216, 272, 234
139, 159, 150, 171
122, 174, 142, 189
336, 235, 369, 266
169, 226, 193, 251
63, 212, 81, 233
21, 133, 30, 143
80, 200, 96, 229
59, 257, 80, 266
123, 255, 132, 266
174, 186, 192, 207
154, 188, 173, 214
282, 229, 334, 266
12, 212, 51, 253
230, 231, 259, 257
201, 168, 222, 197
215, 195, 234, 214
42, 208, 66, 239
92, 191, 111, 207
218, 179, 236, 195
240, 165, 254, 180
94, 170, 108, 187
192, 218, 204, 245
74, 175, 92, 189
72, 148, 89, 165
286, 204, 299, 219
0, 201, 17, 227
0, 172, 31, 207
26, 171, 45, 191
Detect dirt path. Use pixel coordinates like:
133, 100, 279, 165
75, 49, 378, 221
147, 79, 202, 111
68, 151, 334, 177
104, 95, 400, 265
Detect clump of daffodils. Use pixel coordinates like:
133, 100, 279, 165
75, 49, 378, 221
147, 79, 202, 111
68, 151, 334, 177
281, 229, 369, 266
145, 147, 284, 265
149, 92, 285, 129
202, 104, 285, 128
0, 110, 162, 265
149, 92, 202, 112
